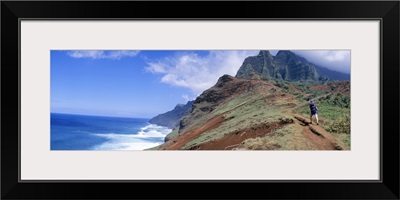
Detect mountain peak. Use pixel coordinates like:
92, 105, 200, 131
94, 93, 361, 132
258, 50, 272, 57
236, 50, 347, 82
276, 50, 292, 54
218, 74, 234, 82
276, 50, 295, 58
215, 74, 235, 87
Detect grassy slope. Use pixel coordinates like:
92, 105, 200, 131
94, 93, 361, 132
292, 83, 351, 149
238, 80, 350, 150
181, 92, 291, 149
154, 78, 350, 150
240, 124, 318, 150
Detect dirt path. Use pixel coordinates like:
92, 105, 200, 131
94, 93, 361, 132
289, 91, 344, 150
189, 122, 284, 150
293, 114, 342, 150
158, 89, 342, 151
160, 114, 227, 150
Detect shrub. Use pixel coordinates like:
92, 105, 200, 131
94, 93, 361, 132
306, 94, 317, 101
326, 113, 350, 134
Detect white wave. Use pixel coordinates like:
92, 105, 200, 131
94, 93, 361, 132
136, 124, 172, 138
91, 123, 172, 150
91, 134, 163, 150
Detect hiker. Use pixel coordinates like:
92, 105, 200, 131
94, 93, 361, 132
309, 100, 319, 125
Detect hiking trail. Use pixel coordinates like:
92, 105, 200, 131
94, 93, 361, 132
293, 114, 343, 150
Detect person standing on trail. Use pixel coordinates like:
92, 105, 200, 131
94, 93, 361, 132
309, 100, 319, 125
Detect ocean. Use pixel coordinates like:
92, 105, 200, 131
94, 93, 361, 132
50, 113, 172, 150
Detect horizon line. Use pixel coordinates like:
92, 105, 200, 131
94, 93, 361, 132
50, 112, 151, 119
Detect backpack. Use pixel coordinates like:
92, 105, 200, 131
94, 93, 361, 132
310, 103, 317, 112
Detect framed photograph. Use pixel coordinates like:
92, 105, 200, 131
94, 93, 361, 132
2, 1, 399, 199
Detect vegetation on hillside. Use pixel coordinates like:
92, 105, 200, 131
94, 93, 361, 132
236, 50, 350, 82
148, 50, 351, 151
149, 101, 194, 129
292, 86, 350, 148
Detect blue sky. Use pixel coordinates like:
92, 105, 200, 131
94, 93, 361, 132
51, 50, 350, 118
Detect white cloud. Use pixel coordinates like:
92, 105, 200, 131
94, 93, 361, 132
314, 51, 347, 62
182, 94, 190, 102
146, 62, 167, 73
292, 50, 350, 74
67, 50, 140, 59
146, 51, 258, 95
327, 53, 346, 62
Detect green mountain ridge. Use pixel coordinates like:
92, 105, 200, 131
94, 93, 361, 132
147, 50, 351, 150
154, 74, 350, 150
236, 50, 350, 81
149, 101, 194, 129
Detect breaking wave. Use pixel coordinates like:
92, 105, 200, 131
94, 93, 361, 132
92, 124, 172, 150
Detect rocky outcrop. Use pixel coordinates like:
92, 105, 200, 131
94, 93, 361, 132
236, 50, 349, 81
149, 101, 194, 129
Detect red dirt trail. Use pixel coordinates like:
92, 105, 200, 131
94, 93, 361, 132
293, 114, 341, 150
189, 122, 284, 150
160, 115, 227, 150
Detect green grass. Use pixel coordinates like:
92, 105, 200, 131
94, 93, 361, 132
178, 79, 350, 150
295, 94, 350, 135
331, 132, 351, 150
294, 83, 310, 93
273, 125, 292, 136
298, 102, 349, 120
325, 113, 350, 134
181, 93, 289, 149
241, 124, 318, 150
165, 128, 179, 141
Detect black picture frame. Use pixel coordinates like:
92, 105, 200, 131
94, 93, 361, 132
1, 1, 399, 199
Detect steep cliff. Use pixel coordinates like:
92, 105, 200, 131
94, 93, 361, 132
236, 50, 349, 81
149, 101, 193, 129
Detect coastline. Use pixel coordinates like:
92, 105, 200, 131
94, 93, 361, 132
51, 113, 172, 151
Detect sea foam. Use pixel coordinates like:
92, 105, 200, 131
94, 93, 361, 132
92, 124, 172, 150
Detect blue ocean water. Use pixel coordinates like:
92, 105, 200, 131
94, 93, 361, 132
50, 113, 172, 150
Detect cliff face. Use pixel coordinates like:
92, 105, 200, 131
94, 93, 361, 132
236, 50, 349, 81
149, 101, 194, 129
